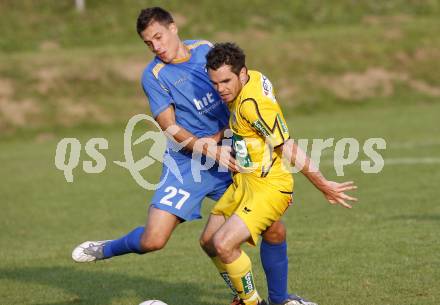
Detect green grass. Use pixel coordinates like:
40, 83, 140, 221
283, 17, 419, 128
1, 103, 439, 305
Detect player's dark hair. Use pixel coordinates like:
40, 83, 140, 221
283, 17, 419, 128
206, 42, 246, 76
136, 7, 174, 35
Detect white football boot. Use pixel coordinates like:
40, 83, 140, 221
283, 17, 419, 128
269, 294, 317, 305
71, 240, 111, 262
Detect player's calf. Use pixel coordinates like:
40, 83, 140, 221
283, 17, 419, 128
139, 233, 169, 252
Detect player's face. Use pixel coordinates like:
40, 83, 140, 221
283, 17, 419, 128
140, 21, 180, 63
208, 65, 245, 103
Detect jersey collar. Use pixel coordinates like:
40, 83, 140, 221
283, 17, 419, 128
171, 45, 192, 64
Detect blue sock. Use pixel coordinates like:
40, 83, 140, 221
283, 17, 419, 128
103, 226, 144, 258
260, 239, 289, 304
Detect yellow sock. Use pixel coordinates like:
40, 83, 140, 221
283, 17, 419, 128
211, 256, 238, 297
223, 251, 262, 305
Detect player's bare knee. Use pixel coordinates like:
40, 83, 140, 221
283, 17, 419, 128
199, 234, 210, 251
199, 236, 216, 257
199, 229, 210, 247
212, 233, 232, 258
263, 222, 286, 244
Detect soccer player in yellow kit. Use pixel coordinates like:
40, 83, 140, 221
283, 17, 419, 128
200, 43, 358, 305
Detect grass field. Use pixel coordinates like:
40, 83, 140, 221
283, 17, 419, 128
1, 1, 440, 304
1, 102, 439, 305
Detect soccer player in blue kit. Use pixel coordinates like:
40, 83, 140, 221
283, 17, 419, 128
72, 7, 299, 305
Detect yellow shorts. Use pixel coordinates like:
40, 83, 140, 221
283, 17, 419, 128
211, 174, 293, 246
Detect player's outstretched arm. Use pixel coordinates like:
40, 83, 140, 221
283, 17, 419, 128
281, 139, 358, 209
155, 106, 238, 172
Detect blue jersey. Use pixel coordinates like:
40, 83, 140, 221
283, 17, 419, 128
141, 40, 232, 221
142, 40, 229, 147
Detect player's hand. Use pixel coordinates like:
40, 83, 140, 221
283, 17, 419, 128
205, 144, 240, 172
320, 180, 358, 209
216, 145, 240, 173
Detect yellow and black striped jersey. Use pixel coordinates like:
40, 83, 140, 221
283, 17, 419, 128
229, 70, 293, 191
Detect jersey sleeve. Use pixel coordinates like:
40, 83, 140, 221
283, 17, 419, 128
141, 70, 174, 118
239, 98, 290, 147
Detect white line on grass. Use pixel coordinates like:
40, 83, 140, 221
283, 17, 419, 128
390, 139, 440, 149
383, 157, 440, 165
322, 157, 440, 166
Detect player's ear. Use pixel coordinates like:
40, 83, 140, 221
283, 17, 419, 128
239, 66, 247, 83
169, 22, 178, 34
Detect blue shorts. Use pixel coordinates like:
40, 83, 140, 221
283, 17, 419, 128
151, 154, 232, 221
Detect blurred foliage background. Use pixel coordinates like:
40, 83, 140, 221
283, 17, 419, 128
0, 0, 439, 135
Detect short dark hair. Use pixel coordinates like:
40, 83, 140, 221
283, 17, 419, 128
206, 42, 246, 75
136, 7, 174, 35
